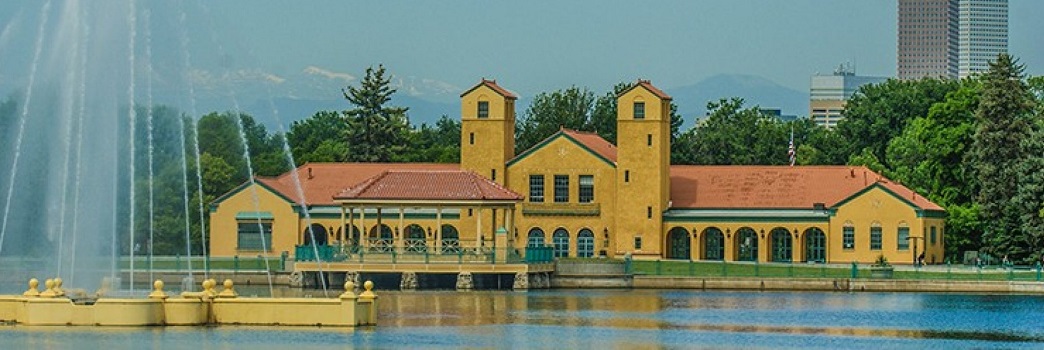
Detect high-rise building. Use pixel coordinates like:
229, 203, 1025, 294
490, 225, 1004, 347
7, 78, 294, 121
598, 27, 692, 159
898, 0, 959, 80
810, 64, 887, 129
958, 0, 1008, 78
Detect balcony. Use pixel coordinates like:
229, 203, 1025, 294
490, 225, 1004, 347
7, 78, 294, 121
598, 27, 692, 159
521, 202, 600, 217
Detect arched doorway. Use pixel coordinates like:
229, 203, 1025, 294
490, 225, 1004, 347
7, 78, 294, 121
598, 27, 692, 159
404, 224, 426, 253
369, 224, 393, 252
303, 224, 327, 246
577, 229, 595, 258
441, 224, 459, 253
666, 227, 690, 260
735, 227, 758, 262
527, 228, 545, 247
702, 227, 724, 260
340, 224, 361, 252
552, 228, 570, 258
804, 227, 826, 263
770, 227, 792, 262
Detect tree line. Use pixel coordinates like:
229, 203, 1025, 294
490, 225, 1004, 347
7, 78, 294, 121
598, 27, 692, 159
1, 57, 1041, 263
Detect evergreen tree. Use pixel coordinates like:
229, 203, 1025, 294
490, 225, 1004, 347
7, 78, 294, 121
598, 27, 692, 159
342, 64, 409, 162
968, 54, 1037, 261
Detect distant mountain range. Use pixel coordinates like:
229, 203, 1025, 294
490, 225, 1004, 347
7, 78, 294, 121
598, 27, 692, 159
161, 68, 810, 131
666, 74, 808, 127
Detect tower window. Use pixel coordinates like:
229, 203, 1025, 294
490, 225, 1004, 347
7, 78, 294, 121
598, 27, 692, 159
579, 175, 594, 203
529, 175, 544, 203
491, 169, 496, 181
647, 134, 652, 146
554, 175, 569, 203
634, 102, 645, 119
478, 101, 489, 119
634, 236, 642, 250
469, 132, 475, 145
647, 206, 652, 219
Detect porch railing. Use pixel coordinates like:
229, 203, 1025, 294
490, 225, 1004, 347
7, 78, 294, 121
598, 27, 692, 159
292, 244, 555, 264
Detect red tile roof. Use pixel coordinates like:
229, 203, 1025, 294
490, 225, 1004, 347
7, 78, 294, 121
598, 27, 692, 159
256, 163, 458, 205
669, 165, 944, 211
619, 79, 672, 100
561, 129, 618, 163
460, 79, 518, 99
334, 170, 522, 201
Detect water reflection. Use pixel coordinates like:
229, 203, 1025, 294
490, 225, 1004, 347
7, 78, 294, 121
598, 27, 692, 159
2, 287, 1043, 348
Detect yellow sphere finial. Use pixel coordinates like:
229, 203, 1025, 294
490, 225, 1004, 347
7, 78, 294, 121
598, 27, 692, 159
359, 280, 376, 299
149, 280, 168, 299
23, 278, 40, 297
217, 279, 237, 298
339, 281, 357, 299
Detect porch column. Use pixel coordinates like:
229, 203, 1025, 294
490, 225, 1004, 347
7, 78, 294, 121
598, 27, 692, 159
376, 207, 383, 248
506, 207, 515, 246
348, 207, 355, 247
475, 206, 483, 248
360, 207, 367, 249
339, 205, 347, 249
397, 207, 405, 252
435, 207, 443, 250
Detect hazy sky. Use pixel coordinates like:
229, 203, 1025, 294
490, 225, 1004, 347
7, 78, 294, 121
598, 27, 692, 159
203, 0, 1044, 96
0, 0, 1041, 101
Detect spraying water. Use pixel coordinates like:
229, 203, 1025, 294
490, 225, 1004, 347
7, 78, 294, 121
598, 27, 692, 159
177, 1, 206, 279
0, 0, 53, 257
54, 0, 84, 279
143, 7, 156, 285
126, 0, 138, 293
68, 4, 91, 286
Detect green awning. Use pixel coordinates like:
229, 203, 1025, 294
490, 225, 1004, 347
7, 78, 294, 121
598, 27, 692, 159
236, 211, 274, 220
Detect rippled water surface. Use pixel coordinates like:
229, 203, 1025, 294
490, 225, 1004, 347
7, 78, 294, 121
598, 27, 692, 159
2, 288, 1043, 349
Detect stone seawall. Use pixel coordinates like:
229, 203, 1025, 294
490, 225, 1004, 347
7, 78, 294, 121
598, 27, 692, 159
634, 276, 1044, 294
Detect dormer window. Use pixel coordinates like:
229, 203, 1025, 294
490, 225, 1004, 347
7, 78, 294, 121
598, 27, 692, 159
633, 102, 645, 119
478, 101, 489, 118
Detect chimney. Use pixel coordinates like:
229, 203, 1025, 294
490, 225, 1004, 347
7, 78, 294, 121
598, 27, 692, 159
308, 167, 313, 180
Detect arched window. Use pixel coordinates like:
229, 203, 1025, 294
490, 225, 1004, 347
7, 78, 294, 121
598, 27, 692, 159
303, 224, 327, 246
405, 224, 426, 253
666, 227, 690, 260
770, 227, 792, 262
804, 227, 826, 263
735, 227, 758, 262
702, 227, 724, 261
552, 228, 570, 258
897, 222, 910, 251
441, 224, 460, 254
368, 224, 393, 253
577, 229, 595, 258
870, 222, 882, 250
527, 228, 545, 248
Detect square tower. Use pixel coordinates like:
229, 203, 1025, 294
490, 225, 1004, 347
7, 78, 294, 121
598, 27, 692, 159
614, 80, 671, 259
460, 79, 516, 185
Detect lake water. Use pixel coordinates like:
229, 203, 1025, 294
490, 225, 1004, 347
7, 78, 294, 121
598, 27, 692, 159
2, 288, 1042, 349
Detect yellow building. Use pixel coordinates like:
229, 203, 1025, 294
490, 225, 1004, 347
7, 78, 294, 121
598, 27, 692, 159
209, 79, 946, 265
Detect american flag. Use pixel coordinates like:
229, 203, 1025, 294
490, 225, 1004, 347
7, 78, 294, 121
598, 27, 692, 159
788, 127, 795, 166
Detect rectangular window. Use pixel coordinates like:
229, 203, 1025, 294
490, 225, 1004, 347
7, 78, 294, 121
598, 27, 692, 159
491, 169, 496, 181
529, 175, 544, 203
237, 222, 272, 251
870, 226, 882, 250
634, 102, 645, 119
624, 170, 630, 183
477, 101, 489, 118
647, 206, 652, 219
843, 226, 855, 250
897, 227, 910, 250
930, 226, 937, 245
578, 175, 594, 203
469, 132, 475, 145
647, 134, 652, 146
634, 236, 642, 250
554, 175, 569, 203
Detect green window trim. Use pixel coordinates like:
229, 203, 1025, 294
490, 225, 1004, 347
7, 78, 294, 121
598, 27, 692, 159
870, 226, 882, 250
843, 226, 855, 250
897, 227, 910, 250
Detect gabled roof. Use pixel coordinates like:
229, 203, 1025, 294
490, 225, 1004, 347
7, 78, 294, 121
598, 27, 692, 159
252, 162, 458, 206
507, 128, 617, 167
618, 79, 672, 100
669, 165, 944, 211
460, 79, 518, 99
334, 170, 522, 202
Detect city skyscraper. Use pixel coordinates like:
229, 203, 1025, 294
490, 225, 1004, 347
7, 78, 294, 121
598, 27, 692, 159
898, 0, 959, 80
810, 64, 887, 129
958, 0, 1008, 78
